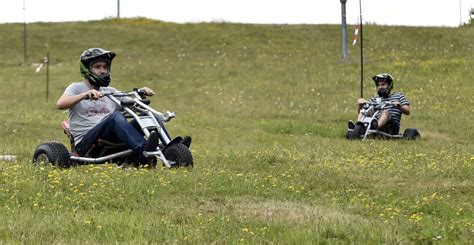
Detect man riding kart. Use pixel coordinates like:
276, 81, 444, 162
56, 47, 191, 165
348, 73, 412, 138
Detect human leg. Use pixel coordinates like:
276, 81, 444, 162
130, 113, 192, 148
130, 114, 171, 141
378, 117, 400, 135
76, 112, 147, 157
357, 111, 364, 122
376, 110, 391, 129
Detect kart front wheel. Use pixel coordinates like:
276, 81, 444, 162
348, 125, 365, 140
32, 141, 71, 168
163, 143, 193, 167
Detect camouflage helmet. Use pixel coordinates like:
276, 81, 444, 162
79, 48, 116, 87
372, 73, 394, 97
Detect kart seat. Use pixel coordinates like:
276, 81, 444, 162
61, 120, 76, 153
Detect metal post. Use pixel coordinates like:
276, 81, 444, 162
117, 0, 120, 18
23, 0, 27, 64
340, 0, 348, 60
46, 36, 50, 101
46, 52, 50, 101
359, 0, 364, 98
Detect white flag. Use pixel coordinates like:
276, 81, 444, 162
35, 62, 44, 73
35, 57, 48, 73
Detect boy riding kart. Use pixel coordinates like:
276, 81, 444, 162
347, 73, 419, 139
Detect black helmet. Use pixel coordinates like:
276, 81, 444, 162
372, 73, 394, 97
79, 48, 116, 87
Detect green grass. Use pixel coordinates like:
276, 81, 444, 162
0, 18, 473, 243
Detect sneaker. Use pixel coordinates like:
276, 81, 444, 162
347, 120, 356, 130
181, 136, 192, 148
370, 119, 378, 130
144, 132, 159, 152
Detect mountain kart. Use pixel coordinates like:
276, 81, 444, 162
33, 89, 193, 168
346, 101, 420, 140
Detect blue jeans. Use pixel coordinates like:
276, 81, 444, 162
76, 112, 171, 158
76, 112, 145, 157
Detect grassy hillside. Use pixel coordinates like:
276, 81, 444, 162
0, 18, 473, 243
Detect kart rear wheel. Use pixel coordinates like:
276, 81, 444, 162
163, 143, 193, 167
403, 128, 420, 140
33, 141, 71, 168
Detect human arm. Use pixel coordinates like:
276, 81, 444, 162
392, 93, 410, 115
392, 101, 410, 115
56, 89, 102, 110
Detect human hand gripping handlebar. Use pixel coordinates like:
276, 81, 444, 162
362, 101, 398, 110
82, 90, 102, 100
133, 87, 155, 97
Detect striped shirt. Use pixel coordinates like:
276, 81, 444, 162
369, 92, 409, 127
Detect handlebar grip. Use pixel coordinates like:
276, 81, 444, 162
83, 90, 106, 100
121, 100, 135, 106
83, 93, 105, 100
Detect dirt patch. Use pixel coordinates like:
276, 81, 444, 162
415, 129, 451, 141
231, 198, 367, 225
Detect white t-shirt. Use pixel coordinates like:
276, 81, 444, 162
63, 82, 120, 145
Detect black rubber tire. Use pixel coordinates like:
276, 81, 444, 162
32, 141, 71, 168
403, 128, 420, 140
348, 125, 365, 140
163, 143, 193, 167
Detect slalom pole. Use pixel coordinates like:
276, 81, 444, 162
46, 36, 50, 101
46, 54, 49, 101
359, 0, 364, 98
23, 0, 27, 64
